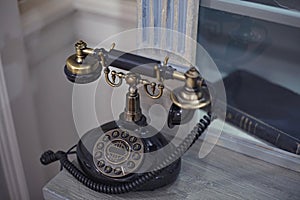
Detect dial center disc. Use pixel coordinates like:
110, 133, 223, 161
105, 140, 130, 164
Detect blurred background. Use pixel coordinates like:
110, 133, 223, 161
0, 0, 299, 199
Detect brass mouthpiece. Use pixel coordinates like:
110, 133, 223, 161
170, 67, 211, 110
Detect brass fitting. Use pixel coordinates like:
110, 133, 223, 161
170, 67, 210, 110
75, 40, 87, 63
66, 40, 100, 75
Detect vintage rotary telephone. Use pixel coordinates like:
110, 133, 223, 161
40, 40, 213, 194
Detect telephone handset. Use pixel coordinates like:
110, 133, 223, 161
40, 40, 212, 194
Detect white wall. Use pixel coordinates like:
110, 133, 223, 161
0, 0, 47, 199
0, 0, 136, 199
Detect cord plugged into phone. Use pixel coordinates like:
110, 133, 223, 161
41, 40, 213, 194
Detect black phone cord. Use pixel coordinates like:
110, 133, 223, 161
40, 113, 211, 194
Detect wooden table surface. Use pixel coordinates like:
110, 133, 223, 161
43, 142, 300, 200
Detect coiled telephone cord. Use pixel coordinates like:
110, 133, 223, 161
40, 113, 211, 194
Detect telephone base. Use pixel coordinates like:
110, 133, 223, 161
78, 155, 181, 191
77, 120, 182, 191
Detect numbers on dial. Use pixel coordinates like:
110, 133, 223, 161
92, 128, 144, 178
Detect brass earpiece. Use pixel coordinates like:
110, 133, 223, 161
64, 40, 102, 83
66, 54, 100, 75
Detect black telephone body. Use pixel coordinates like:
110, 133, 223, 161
77, 117, 182, 191
40, 41, 212, 194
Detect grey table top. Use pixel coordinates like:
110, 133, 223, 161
43, 143, 300, 200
